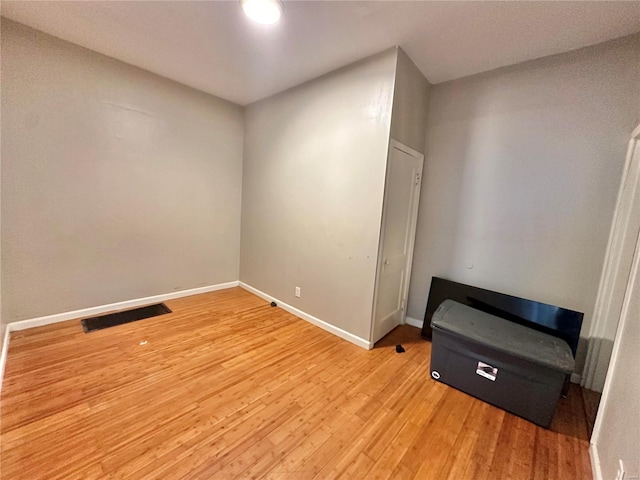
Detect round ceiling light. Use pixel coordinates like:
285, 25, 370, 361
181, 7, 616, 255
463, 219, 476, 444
241, 0, 283, 25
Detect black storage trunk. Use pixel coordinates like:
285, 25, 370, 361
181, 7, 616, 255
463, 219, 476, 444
430, 300, 575, 428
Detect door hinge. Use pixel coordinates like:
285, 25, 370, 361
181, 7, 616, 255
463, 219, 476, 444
415, 173, 421, 185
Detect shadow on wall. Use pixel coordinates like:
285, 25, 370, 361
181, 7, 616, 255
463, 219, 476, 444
582, 337, 615, 391
574, 338, 589, 383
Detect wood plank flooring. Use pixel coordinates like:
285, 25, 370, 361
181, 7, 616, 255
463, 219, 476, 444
1, 287, 592, 479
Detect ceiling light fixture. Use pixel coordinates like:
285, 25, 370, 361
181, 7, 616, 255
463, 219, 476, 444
241, 0, 283, 25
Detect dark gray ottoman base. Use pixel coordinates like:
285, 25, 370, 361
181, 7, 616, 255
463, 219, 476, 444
430, 300, 575, 428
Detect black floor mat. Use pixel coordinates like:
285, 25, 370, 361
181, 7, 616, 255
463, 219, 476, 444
82, 303, 171, 332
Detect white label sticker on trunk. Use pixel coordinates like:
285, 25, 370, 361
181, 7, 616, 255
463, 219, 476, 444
476, 361, 498, 381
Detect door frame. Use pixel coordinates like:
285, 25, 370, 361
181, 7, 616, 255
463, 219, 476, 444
369, 139, 424, 345
582, 123, 640, 391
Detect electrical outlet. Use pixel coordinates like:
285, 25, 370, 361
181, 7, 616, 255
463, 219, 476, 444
616, 459, 625, 480
295, 286, 301, 298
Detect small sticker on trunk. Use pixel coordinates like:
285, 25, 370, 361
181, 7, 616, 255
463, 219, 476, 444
476, 361, 497, 381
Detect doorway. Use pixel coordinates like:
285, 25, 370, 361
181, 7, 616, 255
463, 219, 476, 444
583, 124, 640, 392
371, 140, 424, 344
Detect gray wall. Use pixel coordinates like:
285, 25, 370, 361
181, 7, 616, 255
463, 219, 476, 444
407, 34, 640, 374
240, 49, 397, 342
390, 48, 431, 154
1, 20, 244, 322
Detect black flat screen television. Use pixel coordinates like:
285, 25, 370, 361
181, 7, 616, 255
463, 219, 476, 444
421, 277, 583, 357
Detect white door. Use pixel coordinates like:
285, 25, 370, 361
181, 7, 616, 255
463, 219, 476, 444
371, 140, 424, 344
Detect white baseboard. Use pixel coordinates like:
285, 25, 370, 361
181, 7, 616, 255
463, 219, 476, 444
405, 316, 423, 329
7, 281, 240, 332
0, 327, 10, 395
589, 443, 602, 480
239, 282, 372, 350
570, 373, 582, 384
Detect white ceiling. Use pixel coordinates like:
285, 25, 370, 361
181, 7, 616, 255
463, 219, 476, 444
2, 1, 640, 105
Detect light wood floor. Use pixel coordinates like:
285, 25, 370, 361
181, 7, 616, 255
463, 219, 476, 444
1, 287, 592, 479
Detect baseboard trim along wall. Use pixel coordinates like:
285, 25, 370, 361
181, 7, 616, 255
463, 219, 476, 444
7, 281, 239, 332
405, 316, 423, 329
239, 282, 372, 350
589, 444, 603, 480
